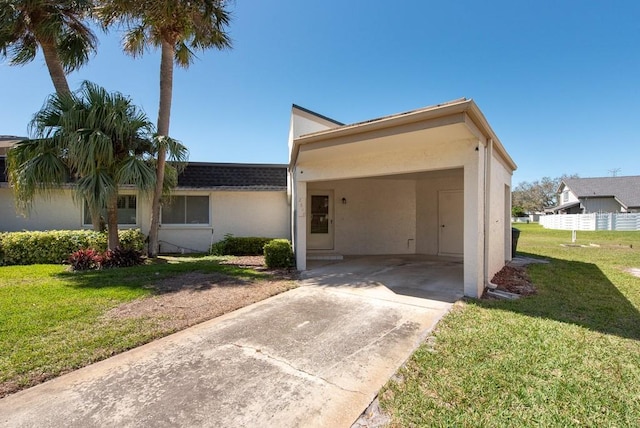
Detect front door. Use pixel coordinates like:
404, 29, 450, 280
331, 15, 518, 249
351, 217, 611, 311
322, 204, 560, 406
307, 190, 334, 250
438, 190, 464, 256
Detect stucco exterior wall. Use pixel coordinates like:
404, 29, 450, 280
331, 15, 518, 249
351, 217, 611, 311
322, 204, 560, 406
159, 190, 290, 253
308, 179, 416, 255
487, 151, 513, 281
0, 188, 83, 231
0, 186, 290, 254
415, 171, 464, 255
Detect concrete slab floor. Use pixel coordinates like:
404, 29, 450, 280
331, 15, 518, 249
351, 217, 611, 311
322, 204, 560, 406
302, 254, 464, 304
0, 285, 453, 428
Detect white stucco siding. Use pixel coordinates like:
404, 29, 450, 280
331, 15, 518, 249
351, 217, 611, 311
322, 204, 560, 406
487, 150, 513, 281
158, 190, 290, 253
415, 171, 464, 255
0, 188, 83, 231
296, 131, 477, 183
211, 191, 290, 240
288, 107, 341, 163
308, 179, 416, 255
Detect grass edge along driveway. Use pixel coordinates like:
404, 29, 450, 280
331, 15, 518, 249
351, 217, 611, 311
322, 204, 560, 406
381, 224, 640, 427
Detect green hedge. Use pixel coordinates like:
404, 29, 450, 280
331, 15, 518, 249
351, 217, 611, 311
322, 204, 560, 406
264, 239, 294, 268
0, 229, 146, 266
210, 235, 275, 256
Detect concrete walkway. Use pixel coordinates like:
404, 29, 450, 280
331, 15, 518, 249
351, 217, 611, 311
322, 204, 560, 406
0, 265, 455, 428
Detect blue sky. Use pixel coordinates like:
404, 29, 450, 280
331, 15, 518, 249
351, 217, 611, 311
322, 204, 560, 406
2, 0, 639, 185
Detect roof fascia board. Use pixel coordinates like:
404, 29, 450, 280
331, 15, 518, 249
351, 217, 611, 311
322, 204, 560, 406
297, 112, 467, 155
290, 100, 471, 167
291, 99, 517, 172
465, 102, 517, 171
296, 99, 472, 145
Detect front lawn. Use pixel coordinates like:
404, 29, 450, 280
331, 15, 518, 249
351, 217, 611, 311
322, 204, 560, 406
381, 224, 640, 426
0, 256, 290, 397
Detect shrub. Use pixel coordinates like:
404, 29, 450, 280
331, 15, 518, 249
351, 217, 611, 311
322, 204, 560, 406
68, 249, 103, 271
210, 234, 274, 256
102, 247, 145, 268
264, 239, 294, 268
0, 229, 146, 266
117, 229, 146, 252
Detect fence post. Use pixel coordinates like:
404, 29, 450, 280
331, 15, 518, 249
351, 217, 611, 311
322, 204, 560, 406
609, 213, 613, 230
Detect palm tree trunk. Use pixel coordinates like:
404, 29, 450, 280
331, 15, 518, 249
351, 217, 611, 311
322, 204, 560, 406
90, 205, 104, 232
39, 39, 71, 95
106, 193, 120, 250
148, 39, 175, 257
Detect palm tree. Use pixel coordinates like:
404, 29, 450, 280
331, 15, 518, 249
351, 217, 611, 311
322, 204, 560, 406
7, 81, 188, 250
96, 0, 231, 257
0, 0, 97, 94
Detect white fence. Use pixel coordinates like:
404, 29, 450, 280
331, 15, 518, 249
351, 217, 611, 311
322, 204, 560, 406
540, 213, 640, 231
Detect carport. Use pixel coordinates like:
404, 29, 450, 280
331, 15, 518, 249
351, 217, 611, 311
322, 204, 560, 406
288, 99, 516, 298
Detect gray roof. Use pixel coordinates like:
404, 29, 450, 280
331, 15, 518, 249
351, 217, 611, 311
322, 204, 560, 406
177, 162, 288, 190
1, 159, 288, 190
563, 176, 640, 208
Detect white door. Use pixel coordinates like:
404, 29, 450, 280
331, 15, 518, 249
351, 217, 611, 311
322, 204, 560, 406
438, 190, 464, 256
307, 190, 334, 250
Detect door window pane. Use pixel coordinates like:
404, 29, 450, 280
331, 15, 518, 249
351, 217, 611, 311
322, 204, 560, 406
310, 195, 329, 234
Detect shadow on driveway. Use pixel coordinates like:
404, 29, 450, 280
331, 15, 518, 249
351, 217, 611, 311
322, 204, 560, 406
302, 255, 464, 304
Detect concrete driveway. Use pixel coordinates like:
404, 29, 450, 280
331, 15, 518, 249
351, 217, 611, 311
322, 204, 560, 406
0, 257, 459, 428
303, 254, 464, 303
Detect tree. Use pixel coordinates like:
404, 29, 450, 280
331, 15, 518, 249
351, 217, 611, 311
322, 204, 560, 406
0, 0, 97, 94
96, 0, 232, 257
512, 174, 579, 213
7, 81, 187, 250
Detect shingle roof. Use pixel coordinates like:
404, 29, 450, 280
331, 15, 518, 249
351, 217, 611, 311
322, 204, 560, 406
563, 176, 640, 209
1, 160, 288, 190
176, 162, 288, 190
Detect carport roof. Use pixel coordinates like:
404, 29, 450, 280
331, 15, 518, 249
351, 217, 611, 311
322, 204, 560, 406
290, 98, 516, 171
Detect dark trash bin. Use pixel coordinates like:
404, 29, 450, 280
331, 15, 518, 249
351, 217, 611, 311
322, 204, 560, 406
512, 227, 520, 256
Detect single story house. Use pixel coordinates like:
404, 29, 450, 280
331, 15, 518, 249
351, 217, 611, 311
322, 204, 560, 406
552, 176, 640, 214
1, 99, 516, 298
0, 158, 289, 254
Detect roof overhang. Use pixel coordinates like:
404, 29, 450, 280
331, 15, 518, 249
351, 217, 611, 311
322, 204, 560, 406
290, 99, 516, 171
552, 201, 580, 212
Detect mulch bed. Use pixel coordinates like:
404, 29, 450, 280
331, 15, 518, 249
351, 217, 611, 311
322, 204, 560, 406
488, 265, 537, 297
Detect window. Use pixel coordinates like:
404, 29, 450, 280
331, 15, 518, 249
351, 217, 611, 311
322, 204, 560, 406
562, 190, 569, 203
162, 195, 209, 224
83, 195, 137, 225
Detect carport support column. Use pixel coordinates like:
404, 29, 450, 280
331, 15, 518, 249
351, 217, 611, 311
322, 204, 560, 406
295, 181, 307, 270
463, 148, 485, 298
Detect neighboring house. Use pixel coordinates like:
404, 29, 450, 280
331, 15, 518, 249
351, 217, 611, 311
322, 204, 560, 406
1, 98, 517, 298
553, 176, 640, 214
288, 98, 517, 298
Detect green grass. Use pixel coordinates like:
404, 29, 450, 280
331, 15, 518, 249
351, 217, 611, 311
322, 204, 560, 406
0, 256, 265, 396
381, 224, 640, 427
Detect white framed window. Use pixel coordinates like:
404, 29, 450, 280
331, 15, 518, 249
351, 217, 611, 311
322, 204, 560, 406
562, 190, 569, 202
83, 195, 137, 225
162, 195, 210, 225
